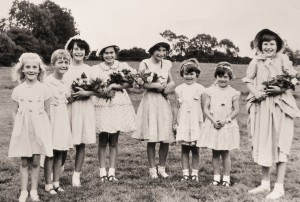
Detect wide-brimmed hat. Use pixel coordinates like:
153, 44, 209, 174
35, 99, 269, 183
64, 35, 90, 51
147, 36, 171, 54
253, 29, 284, 52
96, 43, 120, 56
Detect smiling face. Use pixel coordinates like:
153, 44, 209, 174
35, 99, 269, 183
102, 47, 116, 65
262, 40, 277, 57
22, 58, 40, 82
72, 43, 85, 62
53, 57, 70, 75
152, 46, 167, 61
183, 70, 197, 85
216, 72, 230, 88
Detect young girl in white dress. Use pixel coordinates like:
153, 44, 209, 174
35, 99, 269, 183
43, 50, 73, 194
132, 41, 175, 179
243, 29, 300, 200
9, 53, 53, 202
173, 58, 205, 182
197, 62, 240, 187
64, 36, 96, 187
92, 44, 136, 182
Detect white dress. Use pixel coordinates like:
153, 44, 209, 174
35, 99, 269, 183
132, 59, 174, 143
175, 83, 205, 145
64, 63, 96, 145
8, 81, 53, 157
44, 75, 73, 150
91, 61, 136, 134
197, 85, 240, 150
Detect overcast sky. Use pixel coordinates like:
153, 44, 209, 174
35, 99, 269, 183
1, 0, 300, 57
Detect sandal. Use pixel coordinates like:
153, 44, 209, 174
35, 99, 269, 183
209, 180, 220, 186
191, 175, 199, 182
107, 175, 118, 182
54, 186, 64, 192
181, 175, 189, 181
220, 181, 231, 187
100, 176, 108, 182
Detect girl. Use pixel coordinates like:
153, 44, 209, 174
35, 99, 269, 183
173, 58, 205, 181
43, 49, 73, 194
92, 44, 136, 182
197, 62, 240, 186
64, 36, 96, 187
243, 29, 300, 200
132, 40, 175, 179
9, 53, 53, 202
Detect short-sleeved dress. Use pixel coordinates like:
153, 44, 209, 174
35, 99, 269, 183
44, 75, 73, 150
242, 53, 300, 166
175, 83, 205, 145
8, 81, 53, 157
64, 63, 96, 145
92, 61, 136, 134
197, 85, 240, 150
132, 59, 175, 143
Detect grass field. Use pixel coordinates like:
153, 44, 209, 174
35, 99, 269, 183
0, 61, 300, 202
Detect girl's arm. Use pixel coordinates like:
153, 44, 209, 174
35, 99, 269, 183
172, 91, 180, 130
201, 93, 206, 121
11, 101, 18, 126
44, 98, 51, 120
246, 83, 267, 101
164, 70, 175, 94
107, 83, 132, 92
71, 88, 95, 99
203, 94, 221, 129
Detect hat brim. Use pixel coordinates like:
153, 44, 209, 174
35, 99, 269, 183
97, 45, 120, 56
148, 42, 170, 53
253, 29, 284, 48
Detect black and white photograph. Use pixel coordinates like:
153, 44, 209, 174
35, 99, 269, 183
0, 0, 300, 201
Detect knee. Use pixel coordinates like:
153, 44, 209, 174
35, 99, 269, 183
212, 150, 221, 158
32, 158, 40, 168
20, 160, 29, 168
99, 140, 108, 147
109, 141, 118, 148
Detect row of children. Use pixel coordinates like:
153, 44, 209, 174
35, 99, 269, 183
8, 29, 299, 201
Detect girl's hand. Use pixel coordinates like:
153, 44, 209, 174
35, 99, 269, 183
265, 86, 285, 96
106, 85, 114, 93
218, 120, 226, 127
212, 120, 222, 129
254, 91, 267, 102
164, 81, 175, 94
71, 87, 90, 99
154, 82, 165, 92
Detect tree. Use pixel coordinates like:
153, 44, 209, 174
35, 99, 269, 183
0, 33, 23, 66
218, 39, 239, 57
188, 34, 218, 55
119, 47, 149, 61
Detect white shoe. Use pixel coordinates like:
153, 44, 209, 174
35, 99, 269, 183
248, 185, 271, 194
149, 168, 158, 179
45, 184, 57, 195
18, 191, 28, 202
157, 167, 169, 178
30, 192, 40, 201
266, 186, 285, 200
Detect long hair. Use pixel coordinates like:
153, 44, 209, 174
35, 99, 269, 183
11, 53, 47, 83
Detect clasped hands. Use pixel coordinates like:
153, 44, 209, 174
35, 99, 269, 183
153, 81, 175, 94
254, 85, 285, 102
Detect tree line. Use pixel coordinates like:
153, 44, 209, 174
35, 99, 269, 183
0, 0, 299, 66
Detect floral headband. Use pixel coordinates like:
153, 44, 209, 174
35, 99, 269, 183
64, 35, 90, 50
216, 62, 233, 73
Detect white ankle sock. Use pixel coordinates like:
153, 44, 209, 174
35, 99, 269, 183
53, 182, 59, 188
99, 167, 107, 177
261, 180, 270, 188
182, 169, 189, 176
108, 168, 115, 176
214, 175, 221, 182
223, 175, 230, 183
191, 169, 198, 176
274, 182, 284, 191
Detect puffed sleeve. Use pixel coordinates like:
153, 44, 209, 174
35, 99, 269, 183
11, 87, 18, 102
205, 87, 213, 97
242, 58, 257, 84
138, 60, 148, 73
232, 89, 241, 102
281, 54, 298, 76
163, 59, 172, 71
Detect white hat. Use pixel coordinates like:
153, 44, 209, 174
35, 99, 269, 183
64, 35, 90, 51
96, 43, 120, 56
147, 35, 172, 54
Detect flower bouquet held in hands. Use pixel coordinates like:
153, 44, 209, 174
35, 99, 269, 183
71, 72, 106, 100
251, 71, 299, 103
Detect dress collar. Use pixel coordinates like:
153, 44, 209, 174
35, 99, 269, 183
99, 61, 120, 71
48, 75, 66, 86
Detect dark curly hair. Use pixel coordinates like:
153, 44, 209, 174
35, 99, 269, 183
254, 29, 283, 52
66, 39, 90, 56
214, 62, 234, 80
180, 58, 201, 78
148, 42, 170, 55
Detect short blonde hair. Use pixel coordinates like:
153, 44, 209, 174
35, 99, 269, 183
11, 53, 47, 83
51, 49, 71, 65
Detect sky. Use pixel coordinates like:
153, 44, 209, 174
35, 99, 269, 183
1, 0, 300, 57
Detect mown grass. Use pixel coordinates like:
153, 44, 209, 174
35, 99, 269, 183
0, 62, 300, 202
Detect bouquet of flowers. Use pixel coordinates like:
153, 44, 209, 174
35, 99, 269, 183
71, 72, 106, 98
251, 71, 299, 103
106, 68, 137, 86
